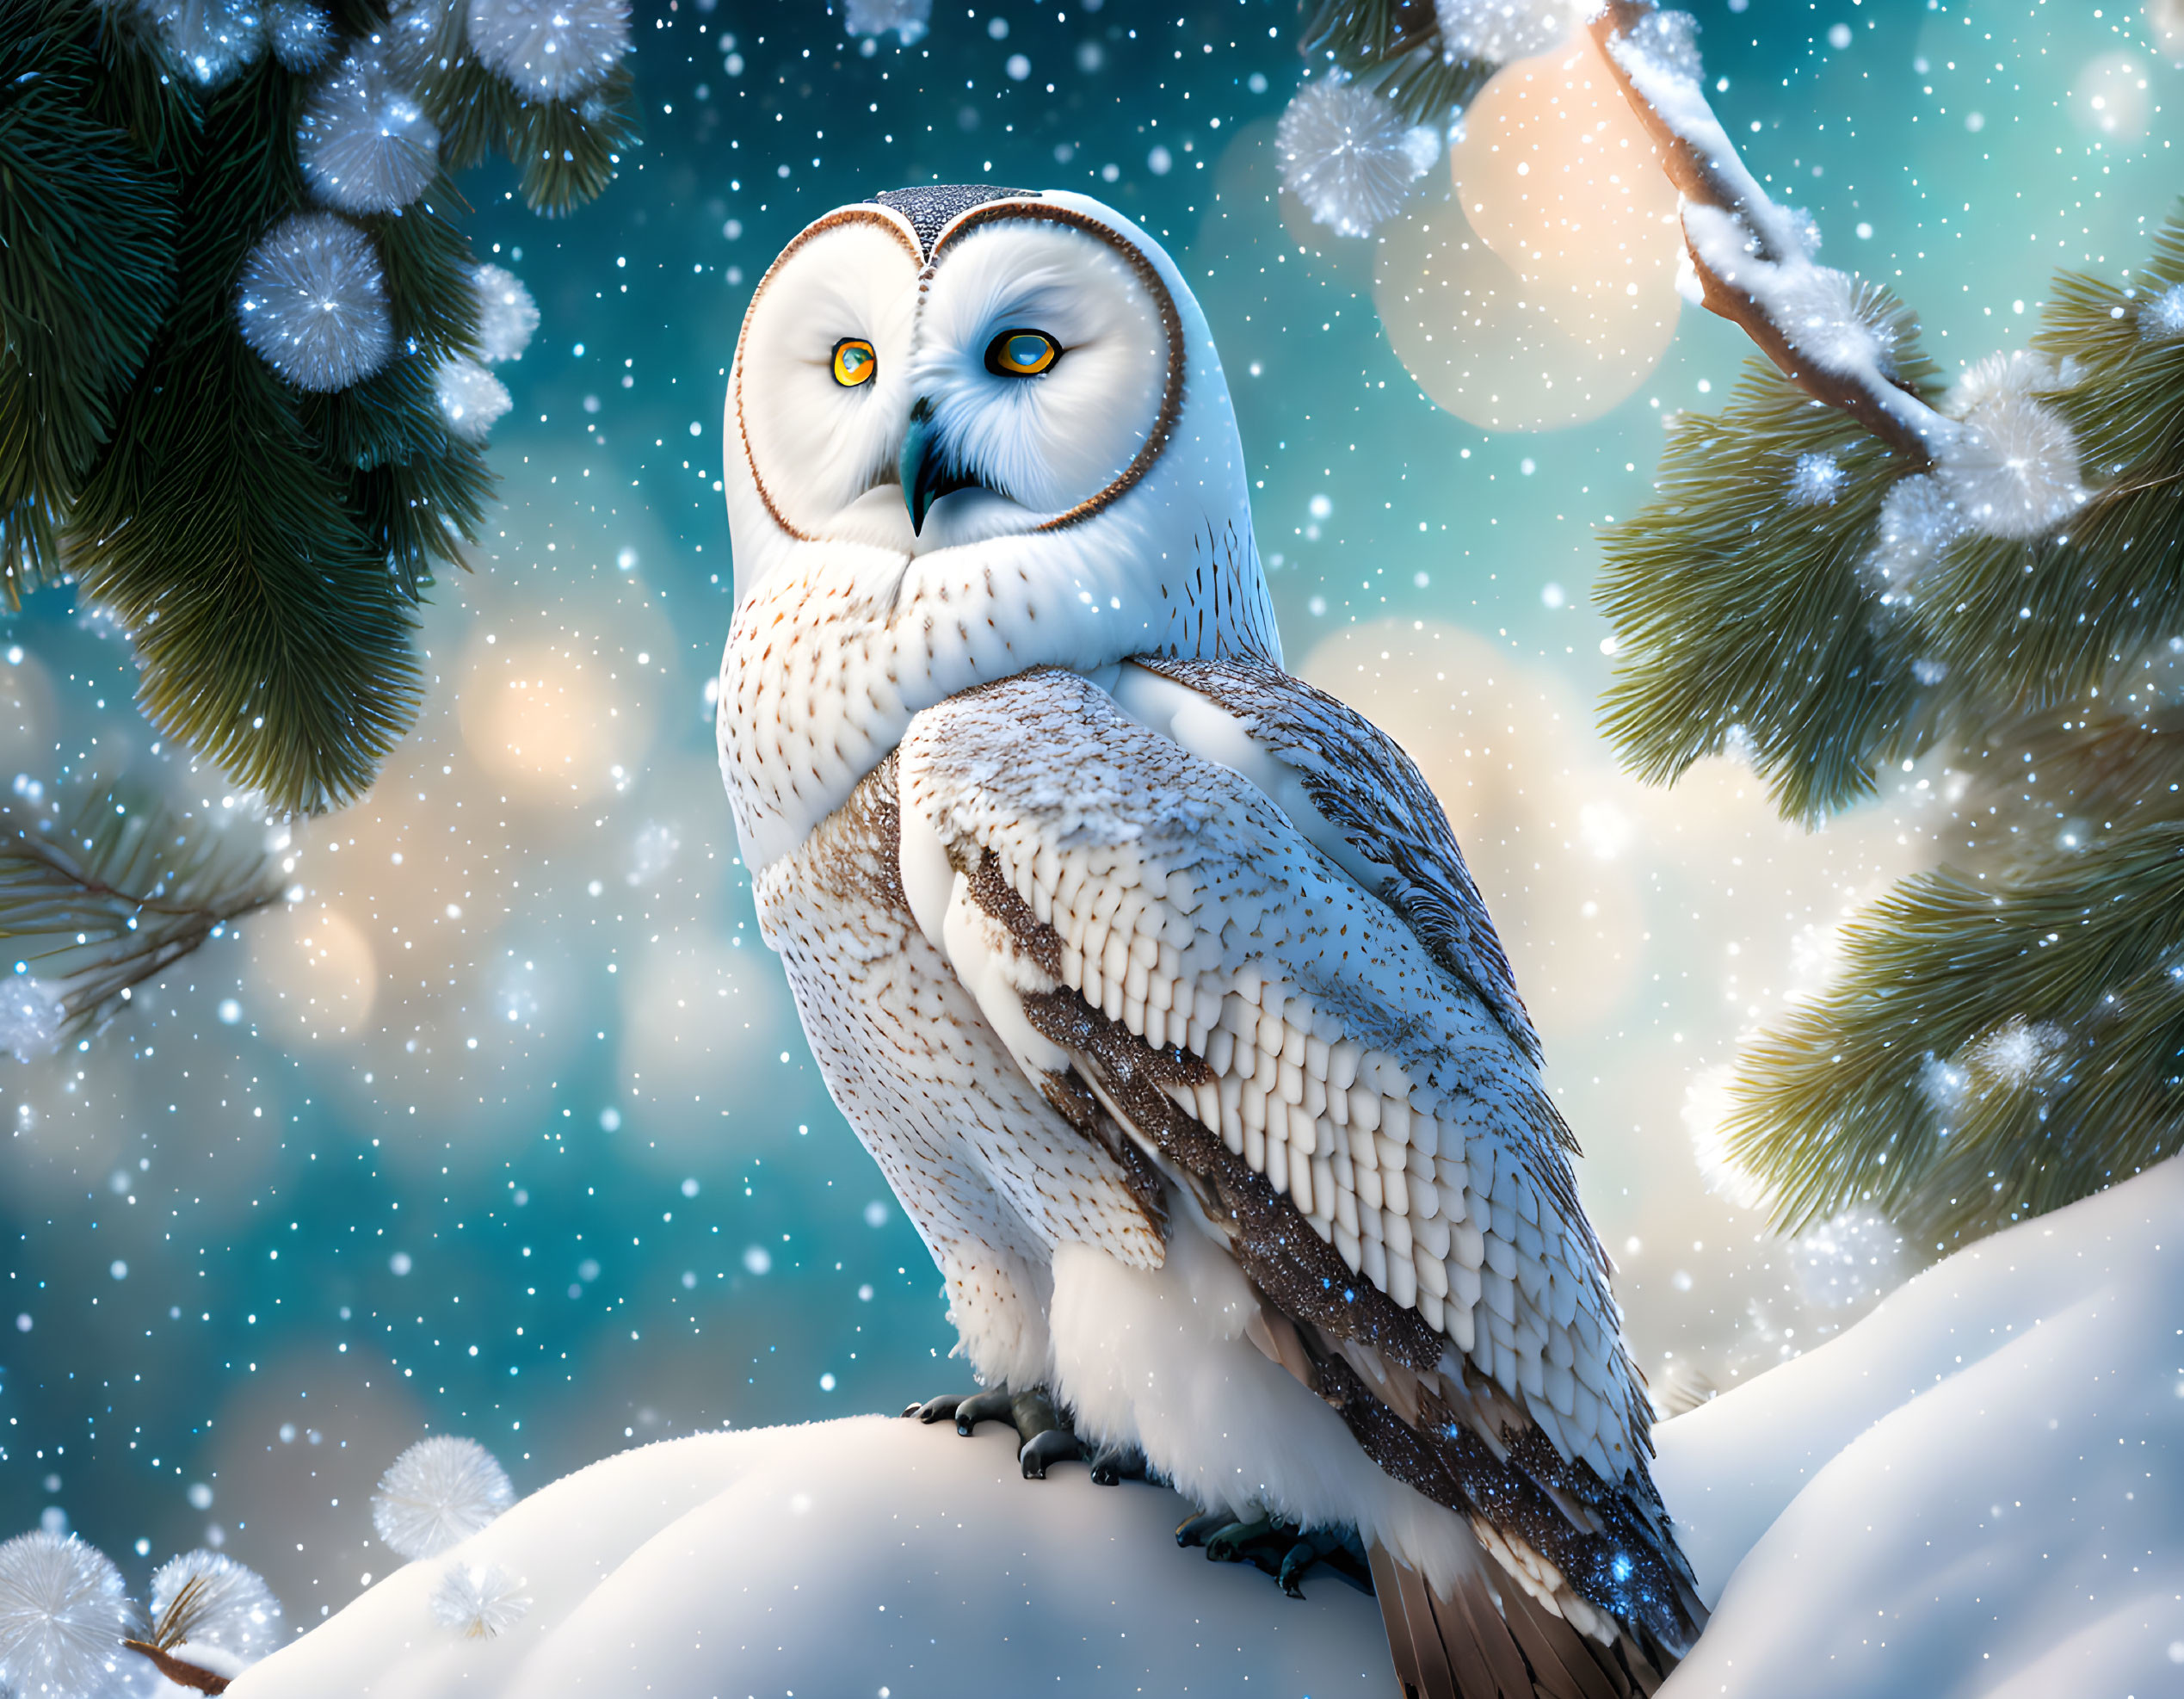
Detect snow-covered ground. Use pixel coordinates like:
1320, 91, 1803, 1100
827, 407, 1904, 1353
231, 1161, 2183, 1698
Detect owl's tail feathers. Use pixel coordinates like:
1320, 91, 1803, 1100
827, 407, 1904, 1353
1367, 1543, 1670, 1699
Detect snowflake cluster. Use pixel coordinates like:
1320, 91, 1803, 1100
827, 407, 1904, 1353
298, 42, 442, 215
235, 212, 395, 393
373, 1436, 516, 1560
1276, 76, 1441, 240
150, 1549, 284, 1661
466, 0, 632, 98
430, 1561, 532, 1638
0, 1531, 138, 1699
1433, 0, 1571, 63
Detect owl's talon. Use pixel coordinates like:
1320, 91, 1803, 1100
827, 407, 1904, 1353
1175, 1511, 1231, 1549
904, 1394, 965, 1424
1205, 1515, 1276, 1564
953, 1386, 1015, 1436
1019, 1427, 1081, 1479
1277, 1540, 1318, 1598
1089, 1440, 1145, 1486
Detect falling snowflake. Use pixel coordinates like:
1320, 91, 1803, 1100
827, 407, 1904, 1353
1786, 450, 1845, 506
473, 265, 540, 363
265, 0, 336, 71
1433, 0, 1571, 63
298, 43, 442, 215
436, 358, 513, 442
373, 1436, 516, 1560
466, 0, 632, 98
235, 212, 395, 392
0, 1531, 139, 1699
148, 1550, 282, 1664
429, 1561, 531, 1639
1276, 77, 1440, 239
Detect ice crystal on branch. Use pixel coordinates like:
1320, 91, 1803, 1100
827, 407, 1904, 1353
842, 0, 931, 44
435, 358, 512, 442
466, 0, 632, 99
1277, 77, 1439, 239
1432, 0, 1570, 62
235, 212, 395, 392
299, 45, 441, 215
148, 1552, 282, 1664
142, 0, 265, 87
472, 265, 539, 362
0, 1531, 138, 1699
1773, 269, 1899, 380
429, 1562, 530, 1638
2141, 281, 2184, 339
1862, 473, 1965, 606
265, 1, 335, 71
373, 1437, 515, 1560
1786, 451, 1843, 507
1936, 353, 2087, 540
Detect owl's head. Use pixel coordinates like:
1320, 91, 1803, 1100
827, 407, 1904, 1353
719, 187, 1277, 867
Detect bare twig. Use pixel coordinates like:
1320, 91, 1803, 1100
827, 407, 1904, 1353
1588, 0, 1949, 466
121, 1640, 231, 1695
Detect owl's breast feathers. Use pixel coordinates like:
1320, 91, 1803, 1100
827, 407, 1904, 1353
894, 660, 1706, 1671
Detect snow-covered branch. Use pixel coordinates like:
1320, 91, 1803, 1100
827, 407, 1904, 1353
1587, 0, 1949, 466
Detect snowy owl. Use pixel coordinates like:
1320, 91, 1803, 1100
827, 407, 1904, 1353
717, 184, 1705, 1696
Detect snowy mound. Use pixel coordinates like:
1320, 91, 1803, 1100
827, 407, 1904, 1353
1653, 1157, 2184, 1696
225, 1417, 1393, 1697
231, 1162, 2183, 1698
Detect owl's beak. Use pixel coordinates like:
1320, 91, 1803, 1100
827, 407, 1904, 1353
899, 398, 980, 535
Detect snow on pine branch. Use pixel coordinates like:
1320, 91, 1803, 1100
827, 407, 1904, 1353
1586, 0, 1952, 466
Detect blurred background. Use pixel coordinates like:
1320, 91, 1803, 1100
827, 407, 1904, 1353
0, 0, 2177, 1637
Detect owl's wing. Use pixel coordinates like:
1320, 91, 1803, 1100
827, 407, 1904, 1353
897, 662, 1703, 1669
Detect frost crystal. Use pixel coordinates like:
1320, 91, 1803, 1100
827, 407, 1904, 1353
1432, 0, 1570, 63
436, 358, 513, 442
0, 979, 64, 1063
1786, 450, 1845, 507
0, 1531, 139, 1699
1937, 352, 2086, 540
472, 265, 540, 363
1624, 5, 1701, 83
1862, 473, 1965, 604
236, 213, 395, 392
841, 0, 930, 44
1917, 1052, 1967, 1116
466, 0, 632, 98
148, 1551, 282, 1664
429, 1561, 530, 1639
1774, 268, 1897, 379
2139, 281, 2184, 340
373, 1436, 515, 1560
1276, 77, 1438, 240
143, 0, 265, 87
1964, 1017, 2070, 1091
265, 0, 334, 71
298, 44, 441, 215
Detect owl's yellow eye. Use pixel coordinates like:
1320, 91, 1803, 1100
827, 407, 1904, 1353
831, 338, 877, 387
985, 329, 1061, 378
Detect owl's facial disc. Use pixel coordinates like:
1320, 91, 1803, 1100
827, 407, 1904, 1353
732, 202, 1181, 556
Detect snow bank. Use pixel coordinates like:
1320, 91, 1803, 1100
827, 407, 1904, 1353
225, 1417, 1392, 1697
231, 1162, 2183, 1697
1654, 1157, 2184, 1697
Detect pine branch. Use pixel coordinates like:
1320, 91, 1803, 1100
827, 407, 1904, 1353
514, 63, 639, 217
1587, 0, 1946, 466
0, 782, 286, 1055
1722, 819, 2184, 1247
1596, 363, 1945, 819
